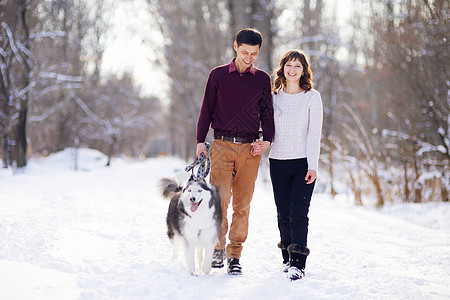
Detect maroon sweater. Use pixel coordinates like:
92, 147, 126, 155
197, 59, 274, 143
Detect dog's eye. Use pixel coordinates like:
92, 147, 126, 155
198, 189, 202, 193
187, 189, 191, 192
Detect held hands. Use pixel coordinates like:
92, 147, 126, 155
198, 140, 271, 158
305, 169, 317, 184
250, 140, 271, 156
196, 143, 208, 158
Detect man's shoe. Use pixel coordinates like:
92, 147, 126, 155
211, 249, 225, 268
227, 258, 242, 275
287, 266, 305, 281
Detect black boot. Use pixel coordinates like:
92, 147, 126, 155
227, 258, 242, 275
278, 241, 290, 272
287, 244, 309, 281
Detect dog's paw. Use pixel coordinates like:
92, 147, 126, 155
190, 272, 198, 277
202, 265, 212, 275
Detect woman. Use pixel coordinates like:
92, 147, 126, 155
269, 50, 323, 281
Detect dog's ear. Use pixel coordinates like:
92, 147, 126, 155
197, 178, 208, 188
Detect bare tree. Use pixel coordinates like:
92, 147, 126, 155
27, 0, 114, 154
0, 0, 32, 168
148, 0, 231, 160
74, 74, 160, 166
327, 0, 449, 206
366, 0, 448, 203
228, 0, 276, 72
22, 0, 160, 165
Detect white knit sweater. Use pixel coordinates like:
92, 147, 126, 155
269, 88, 323, 171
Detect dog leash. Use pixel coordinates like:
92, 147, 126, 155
184, 142, 211, 181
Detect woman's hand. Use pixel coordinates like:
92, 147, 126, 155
250, 140, 271, 156
305, 169, 317, 184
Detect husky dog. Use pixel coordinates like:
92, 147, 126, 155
160, 176, 222, 276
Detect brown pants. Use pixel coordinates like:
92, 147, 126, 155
210, 139, 261, 259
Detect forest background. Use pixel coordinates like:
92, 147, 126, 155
0, 0, 448, 207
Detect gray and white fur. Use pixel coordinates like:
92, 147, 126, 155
159, 176, 222, 276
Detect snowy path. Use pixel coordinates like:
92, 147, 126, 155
0, 150, 449, 299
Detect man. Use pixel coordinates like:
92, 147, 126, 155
196, 28, 274, 275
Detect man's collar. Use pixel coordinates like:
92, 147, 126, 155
229, 58, 256, 75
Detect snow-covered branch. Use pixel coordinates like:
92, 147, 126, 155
0, 22, 26, 69
72, 95, 105, 126
30, 31, 66, 40
28, 103, 60, 122
382, 129, 447, 156
343, 103, 375, 158
39, 72, 83, 82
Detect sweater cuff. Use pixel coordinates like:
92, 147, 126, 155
307, 159, 318, 172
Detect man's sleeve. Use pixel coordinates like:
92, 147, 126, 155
259, 75, 275, 143
196, 70, 217, 143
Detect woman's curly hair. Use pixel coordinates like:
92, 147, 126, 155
272, 50, 313, 95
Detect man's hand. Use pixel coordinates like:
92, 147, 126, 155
196, 143, 208, 158
305, 169, 317, 184
250, 140, 271, 156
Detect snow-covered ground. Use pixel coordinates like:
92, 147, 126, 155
1, 149, 449, 300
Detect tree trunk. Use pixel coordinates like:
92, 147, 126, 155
11, 106, 28, 167
441, 180, 448, 202
412, 143, 422, 203
107, 135, 116, 167
403, 158, 410, 202
350, 172, 362, 206
368, 172, 384, 208
0, 66, 10, 168
56, 1, 70, 151
250, 0, 274, 73
0, 0, 31, 168
228, 0, 274, 73
228, 0, 252, 35
328, 137, 337, 197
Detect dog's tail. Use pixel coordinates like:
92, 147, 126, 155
159, 177, 182, 199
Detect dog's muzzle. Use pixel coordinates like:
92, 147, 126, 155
190, 198, 203, 213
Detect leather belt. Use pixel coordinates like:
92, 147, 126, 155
214, 136, 255, 144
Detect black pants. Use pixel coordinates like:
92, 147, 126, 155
269, 158, 315, 247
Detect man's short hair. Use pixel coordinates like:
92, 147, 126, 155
235, 28, 263, 48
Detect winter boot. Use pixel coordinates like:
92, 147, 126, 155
287, 266, 305, 281
278, 241, 290, 272
211, 249, 225, 268
227, 258, 242, 275
287, 244, 309, 281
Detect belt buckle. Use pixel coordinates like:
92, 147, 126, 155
233, 137, 242, 144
